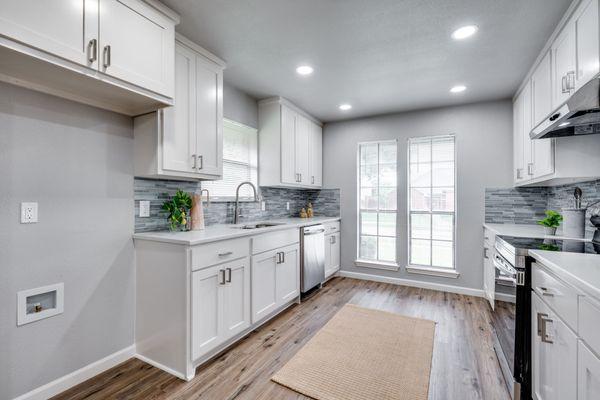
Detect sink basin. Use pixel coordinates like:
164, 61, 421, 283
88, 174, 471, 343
232, 222, 284, 230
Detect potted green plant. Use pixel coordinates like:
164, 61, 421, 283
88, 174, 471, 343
162, 190, 193, 231
537, 210, 563, 236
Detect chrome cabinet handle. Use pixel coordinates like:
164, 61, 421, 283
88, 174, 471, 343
299, 173, 302, 182
198, 155, 203, 170
527, 163, 534, 176
483, 247, 489, 259
540, 315, 554, 343
536, 313, 545, 337
276, 252, 281, 264
219, 269, 226, 285
281, 251, 285, 263
567, 71, 576, 92
192, 154, 197, 169
562, 75, 567, 93
538, 286, 554, 297
311, 176, 315, 184
516, 168, 522, 180
87, 39, 97, 63
226, 268, 232, 283
103, 45, 111, 68
218, 251, 233, 257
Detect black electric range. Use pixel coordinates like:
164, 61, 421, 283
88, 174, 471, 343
497, 236, 600, 257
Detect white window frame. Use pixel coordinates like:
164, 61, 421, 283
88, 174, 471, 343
201, 119, 258, 202
406, 134, 459, 279
354, 139, 399, 271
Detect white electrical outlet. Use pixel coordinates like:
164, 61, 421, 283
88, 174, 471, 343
21, 202, 38, 224
261, 201, 266, 211
286, 202, 290, 211
139, 201, 150, 217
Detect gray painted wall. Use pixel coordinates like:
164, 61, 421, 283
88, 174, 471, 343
0, 82, 135, 399
323, 100, 513, 291
223, 82, 258, 129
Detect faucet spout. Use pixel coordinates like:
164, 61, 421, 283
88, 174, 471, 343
234, 182, 260, 224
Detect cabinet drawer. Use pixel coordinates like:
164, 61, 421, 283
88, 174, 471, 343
483, 227, 494, 246
252, 228, 299, 255
532, 264, 578, 331
324, 221, 340, 234
191, 238, 250, 271
579, 296, 600, 356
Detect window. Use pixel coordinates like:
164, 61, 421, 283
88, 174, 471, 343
408, 135, 456, 271
201, 119, 258, 200
357, 140, 397, 265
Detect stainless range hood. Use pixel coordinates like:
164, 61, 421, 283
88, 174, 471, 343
530, 73, 600, 139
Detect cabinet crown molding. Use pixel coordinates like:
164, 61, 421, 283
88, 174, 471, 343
259, 96, 322, 126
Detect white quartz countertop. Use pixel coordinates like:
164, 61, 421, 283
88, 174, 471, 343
529, 249, 600, 302
133, 216, 341, 246
484, 223, 592, 240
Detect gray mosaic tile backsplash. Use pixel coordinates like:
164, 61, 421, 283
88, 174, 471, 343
485, 179, 600, 236
134, 178, 340, 232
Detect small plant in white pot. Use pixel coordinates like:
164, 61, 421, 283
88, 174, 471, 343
538, 210, 563, 236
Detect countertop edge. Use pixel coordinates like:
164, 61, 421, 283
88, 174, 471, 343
483, 223, 592, 241
133, 217, 341, 246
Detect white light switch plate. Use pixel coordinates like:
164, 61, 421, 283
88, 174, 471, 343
286, 202, 290, 211
139, 201, 150, 217
21, 202, 38, 223
261, 201, 266, 211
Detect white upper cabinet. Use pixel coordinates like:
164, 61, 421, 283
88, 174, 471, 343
134, 35, 225, 181
532, 51, 553, 128
0, 0, 179, 115
98, 0, 174, 97
552, 20, 577, 108
575, 0, 600, 88
258, 97, 323, 189
0, 0, 97, 67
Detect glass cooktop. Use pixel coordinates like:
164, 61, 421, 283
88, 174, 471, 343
499, 236, 600, 254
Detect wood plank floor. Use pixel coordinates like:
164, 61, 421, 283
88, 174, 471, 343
52, 277, 510, 400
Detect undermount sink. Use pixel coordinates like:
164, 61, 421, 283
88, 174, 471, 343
231, 222, 284, 230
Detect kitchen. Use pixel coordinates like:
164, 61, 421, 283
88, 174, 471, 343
2, 1, 600, 400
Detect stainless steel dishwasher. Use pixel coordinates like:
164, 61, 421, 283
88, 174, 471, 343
300, 224, 325, 294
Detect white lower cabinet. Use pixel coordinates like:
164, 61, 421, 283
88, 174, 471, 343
251, 244, 299, 323
578, 341, 600, 400
191, 258, 251, 361
324, 232, 340, 279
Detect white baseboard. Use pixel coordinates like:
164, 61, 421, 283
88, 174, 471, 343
13, 345, 135, 400
134, 353, 191, 381
338, 270, 485, 297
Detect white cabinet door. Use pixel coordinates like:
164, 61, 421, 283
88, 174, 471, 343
330, 232, 340, 273
578, 340, 600, 400
575, 0, 599, 90
513, 93, 525, 183
531, 293, 578, 400
552, 21, 576, 107
280, 105, 297, 185
222, 259, 250, 340
251, 250, 278, 323
532, 51, 553, 128
295, 115, 311, 185
276, 245, 300, 304
195, 55, 223, 177
0, 0, 98, 67
309, 122, 323, 187
522, 82, 534, 179
192, 265, 223, 360
162, 44, 196, 173
483, 245, 495, 310
98, 0, 174, 97
532, 138, 554, 179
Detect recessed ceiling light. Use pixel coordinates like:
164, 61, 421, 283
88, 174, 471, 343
296, 65, 314, 75
339, 104, 352, 111
451, 25, 479, 40
450, 85, 467, 93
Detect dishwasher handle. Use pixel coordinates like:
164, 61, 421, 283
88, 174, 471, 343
304, 228, 325, 236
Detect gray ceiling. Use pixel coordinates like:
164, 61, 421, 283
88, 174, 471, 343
162, 0, 572, 122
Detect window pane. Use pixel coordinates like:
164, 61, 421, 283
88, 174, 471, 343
378, 237, 396, 262
360, 165, 378, 187
410, 239, 431, 265
432, 240, 453, 268
411, 213, 430, 239
360, 236, 377, 259
379, 187, 397, 210
379, 163, 396, 187
410, 188, 431, 211
432, 187, 454, 211
409, 141, 431, 163
379, 142, 397, 164
378, 213, 396, 236
360, 187, 378, 210
432, 138, 454, 162
410, 163, 431, 187
432, 214, 453, 240
360, 212, 378, 235
360, 144, 378, 165
432, 162, 454, 187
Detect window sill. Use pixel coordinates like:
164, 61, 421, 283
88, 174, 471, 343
354, 259, 399, 271
405, 265, 460, 279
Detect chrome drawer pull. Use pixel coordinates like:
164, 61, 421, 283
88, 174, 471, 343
540, 315, 554, 344
218, 251, 233, 257
226, 268, 231, 283
538, 287, 554, 297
